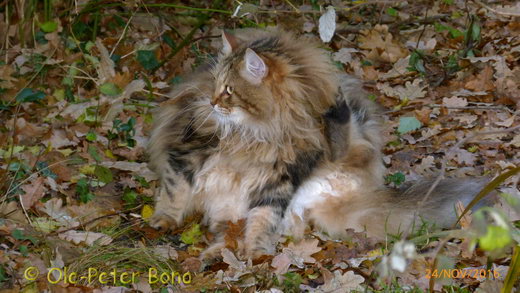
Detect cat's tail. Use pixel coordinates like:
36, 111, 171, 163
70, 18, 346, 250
288, 175, 491, 240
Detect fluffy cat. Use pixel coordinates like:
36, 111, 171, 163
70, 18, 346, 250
147, 28, 486, 258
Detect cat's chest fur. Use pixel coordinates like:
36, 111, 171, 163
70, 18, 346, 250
193, 144, 282, 224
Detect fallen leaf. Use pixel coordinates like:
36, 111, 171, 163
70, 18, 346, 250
319, 6, 336, 43
377, 79, 426, 100
58, 230, 113, 246
221, 248, 246, 271
465, 66, 495, 92
100, 161, 157, 181
359, 24, 408, 63
443, 96, 468, 108
317, 269, 364, 292
20, 176, 46, 209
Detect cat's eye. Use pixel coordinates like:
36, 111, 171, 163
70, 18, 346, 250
225, 86, 233, 95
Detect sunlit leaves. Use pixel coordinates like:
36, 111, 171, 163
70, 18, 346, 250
40, 21, 58, 33
181, 224, 203, 245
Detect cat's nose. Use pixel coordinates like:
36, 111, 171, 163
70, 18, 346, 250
210, 100, 217, 107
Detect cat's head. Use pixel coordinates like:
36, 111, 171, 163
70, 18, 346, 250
210, 30, 338, 142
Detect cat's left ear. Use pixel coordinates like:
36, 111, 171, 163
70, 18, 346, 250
221, 31, 238, 56
241, 48, 267, 85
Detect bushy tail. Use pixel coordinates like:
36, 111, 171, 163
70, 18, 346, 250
306, 177, 491, 239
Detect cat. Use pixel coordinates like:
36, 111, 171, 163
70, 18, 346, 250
147, 28, 487, 258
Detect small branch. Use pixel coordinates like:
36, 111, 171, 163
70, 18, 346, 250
109, 11, 135, 57
143, 3, 231, 15
428, 104, 516, 113
47, 212, 123, 236
473, 0, 520, 17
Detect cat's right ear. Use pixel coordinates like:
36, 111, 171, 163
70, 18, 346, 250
221, 31, 238, 56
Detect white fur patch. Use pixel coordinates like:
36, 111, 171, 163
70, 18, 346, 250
283, 170, 362, 235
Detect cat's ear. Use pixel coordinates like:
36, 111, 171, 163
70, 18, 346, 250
242, 48, 267, 85
221, 31, 238, 55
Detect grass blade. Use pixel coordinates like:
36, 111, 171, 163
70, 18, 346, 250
501, 244, 520, 293
454, 167, 520, 227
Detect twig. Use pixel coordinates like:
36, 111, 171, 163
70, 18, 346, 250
284, 0, 300, 13
3, 158, 78, 199
143, 3, 231, 14
48, 212, 122, 236
428, 104, 516, 113
109, 11, 135, 57
47, 206, 143, 236
473, 0, 520, 17
18, 193, 33, 225
150, 9, 212, 74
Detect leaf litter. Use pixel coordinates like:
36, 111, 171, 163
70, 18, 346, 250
0, 0, 519, 292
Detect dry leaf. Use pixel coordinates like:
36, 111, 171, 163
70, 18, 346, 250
465, 66, 495, 92
221, 248, 246, 271
317, 270, 364, 292
58, 230, 113, 246
319, 6, 336, 43
100, 161, 157, 181
333, 48, 358, 65
359, 24, 408, 63
377, 79, 426, 100
21, 176, 46, 209
443, 96, 468, 108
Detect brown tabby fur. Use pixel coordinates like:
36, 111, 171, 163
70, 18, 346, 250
147, 28, 487, 259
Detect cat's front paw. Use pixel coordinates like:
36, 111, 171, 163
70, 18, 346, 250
149, 212, 177, 232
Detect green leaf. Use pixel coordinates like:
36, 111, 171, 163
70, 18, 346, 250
86, 130, 97, 142
397, 117, 422, 134
136, 50, 160, 71
35, 30, 48, 44
19, 245, 29, 257
162, 35, 176, 49
100, 82, 121, 96
76, 178, 95, 203
122, 189, 138, 205
94, 165, 113, 184
16, 88, 46, 103
447, 27, 463, 38
11, 229, 38, 244
40, 21, 58, 33
385, 172, 405, 186
0, 265, 7, 283
408, 50, 426, 73
479, 225, 511, 251
386, 7, 398, 17
12, 229, 25, 240
88, 145, 102, 162
36, 161, 57, 179
282, 272, 303, 292
180, 224, 203, 245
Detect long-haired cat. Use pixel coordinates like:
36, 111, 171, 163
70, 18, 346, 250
147, 28, 486, 258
